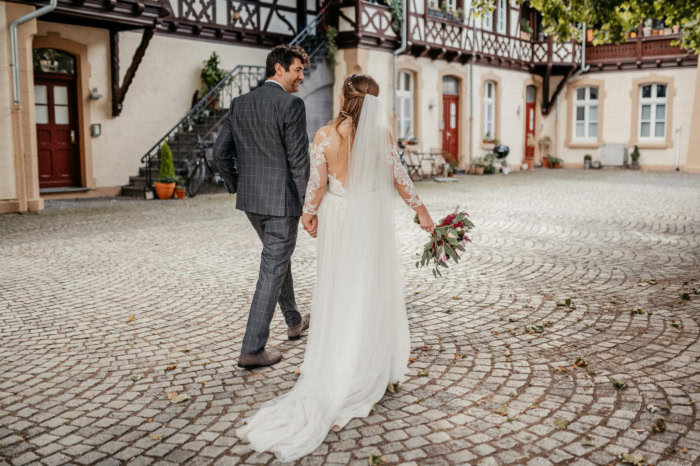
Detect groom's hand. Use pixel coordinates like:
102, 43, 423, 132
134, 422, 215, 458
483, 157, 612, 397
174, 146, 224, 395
301, 213, 318, 238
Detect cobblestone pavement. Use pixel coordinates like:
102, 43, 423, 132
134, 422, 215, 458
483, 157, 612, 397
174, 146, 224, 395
1, 170, 700, 466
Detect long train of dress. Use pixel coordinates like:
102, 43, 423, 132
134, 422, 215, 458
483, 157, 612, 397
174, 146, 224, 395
236, 174, 410, 462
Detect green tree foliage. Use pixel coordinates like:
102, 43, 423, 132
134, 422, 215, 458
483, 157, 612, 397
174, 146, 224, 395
471, 0, 699, 53
159, 142, 176, 182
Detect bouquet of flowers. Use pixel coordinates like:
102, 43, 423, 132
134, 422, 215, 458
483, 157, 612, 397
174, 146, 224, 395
414, 209, 474, 278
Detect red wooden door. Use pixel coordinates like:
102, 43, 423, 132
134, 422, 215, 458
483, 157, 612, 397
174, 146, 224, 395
524, 85, 536, 165
35, 74, 80, 188
442, 94, 459, 165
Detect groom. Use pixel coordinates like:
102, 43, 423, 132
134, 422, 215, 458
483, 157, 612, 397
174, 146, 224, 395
214, 44, 312, 369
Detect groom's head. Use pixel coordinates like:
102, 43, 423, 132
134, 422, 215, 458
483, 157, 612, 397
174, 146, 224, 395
266, 45, 309, 93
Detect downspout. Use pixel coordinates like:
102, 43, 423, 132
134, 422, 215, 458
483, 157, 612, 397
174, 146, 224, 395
573, 22, 589, 77
674, 126, 681, 171
11, 0, 58, 106
468, 7, 474, 168
392, 0, 408, 131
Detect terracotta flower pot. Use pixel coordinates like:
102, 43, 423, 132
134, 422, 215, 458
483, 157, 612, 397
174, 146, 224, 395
473, 166, 484, 175
175, 188, 186, 199
154, 182, 176, 200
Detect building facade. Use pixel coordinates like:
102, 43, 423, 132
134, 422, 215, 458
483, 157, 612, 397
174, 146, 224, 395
1, 0, 699, 214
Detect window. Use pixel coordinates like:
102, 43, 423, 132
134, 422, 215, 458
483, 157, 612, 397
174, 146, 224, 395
497, 0, 506, 34
574, 86, 598, 140
484, 81, 496, 139
639, 84, 666, 140
397, 72, 414, 139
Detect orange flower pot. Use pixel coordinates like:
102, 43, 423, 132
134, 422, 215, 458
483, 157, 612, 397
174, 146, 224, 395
154, 182, 176, 199
175, 188, 186, 199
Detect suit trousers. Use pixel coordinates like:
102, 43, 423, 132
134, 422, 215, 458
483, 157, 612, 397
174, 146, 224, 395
242, 213, 302, 355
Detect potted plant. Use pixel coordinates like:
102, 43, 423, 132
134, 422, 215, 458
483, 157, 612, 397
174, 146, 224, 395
200, 52, 227, 109
545, 154, 562, 168
630, 145, 640, 169
586, 28, 593, 42
472, 157, 485, 175
672, 24, 680, 34
154, 142, 177, 199
175, 176, 186, 199
538, 135, 552, 158
456, 8, 465, 22
583, 154, 592, 169
643, 19, 653, 37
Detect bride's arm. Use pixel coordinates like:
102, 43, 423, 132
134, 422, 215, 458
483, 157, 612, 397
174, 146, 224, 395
302, 129, 330, 236
389, 143, 435, 233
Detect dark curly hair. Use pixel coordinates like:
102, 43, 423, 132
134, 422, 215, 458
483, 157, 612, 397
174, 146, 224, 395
265, 45, 309, 78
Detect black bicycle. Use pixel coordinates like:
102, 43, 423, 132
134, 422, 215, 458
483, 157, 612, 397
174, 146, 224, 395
187, 135, 222, 197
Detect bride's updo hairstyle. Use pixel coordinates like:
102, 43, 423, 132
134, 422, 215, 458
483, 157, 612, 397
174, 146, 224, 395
333, 74, 379, 135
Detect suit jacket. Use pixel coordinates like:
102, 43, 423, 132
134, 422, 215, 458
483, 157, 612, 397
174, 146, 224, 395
214, 81, 309, 217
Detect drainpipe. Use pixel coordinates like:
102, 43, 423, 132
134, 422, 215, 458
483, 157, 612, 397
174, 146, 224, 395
674, 126, 681, 171
573, 22, 589, 77
11, 0, 58, 106
392, 0, 408, 128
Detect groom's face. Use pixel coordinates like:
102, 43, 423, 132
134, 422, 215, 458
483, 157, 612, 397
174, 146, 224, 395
277, 58, 305, 93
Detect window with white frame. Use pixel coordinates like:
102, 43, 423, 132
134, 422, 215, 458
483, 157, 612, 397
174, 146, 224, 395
397, 71, 414, 140
482, 1, 493, 30
483, 81, 496, 139
639, 84, 667, 140
497, 0, 506, 34
574, 86, 598, 140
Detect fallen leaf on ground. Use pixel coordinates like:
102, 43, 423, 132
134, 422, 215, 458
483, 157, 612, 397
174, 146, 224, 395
150, 434, 162, 440
182, 348, 191, 353
130, 375, 142, 382
682, 448, 688, 453
647, 404, 659, 413
617, 453, 646, 465
647, 279, 657, 285
583, 435, 595, 446
147, 418, 153, 422
554, 418, 568, 430
128, 315, 135, 322
165, 364, 176, 372
167, 392, 190, 404
496, 404, 508, 416
408, 357, 416, 363
652, 419, 666, 433
680, 293, 690, 301
417, 368, 429, 377
295, 369, 301, 375
386, 382, 400, 393
613, 380, 628, 390
368, 453, 386, 465
452, 296, 462, 300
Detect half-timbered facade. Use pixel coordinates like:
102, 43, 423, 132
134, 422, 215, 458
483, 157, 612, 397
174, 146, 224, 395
334, 0, 699, 172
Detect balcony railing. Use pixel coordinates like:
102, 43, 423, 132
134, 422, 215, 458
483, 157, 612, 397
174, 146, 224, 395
338, 0, 579, 68
585, 34, 694, 70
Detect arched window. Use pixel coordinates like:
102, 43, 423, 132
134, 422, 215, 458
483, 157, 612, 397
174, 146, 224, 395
639, 84, 667, 140
397, 71, 414, 139
483, 81, 496, 139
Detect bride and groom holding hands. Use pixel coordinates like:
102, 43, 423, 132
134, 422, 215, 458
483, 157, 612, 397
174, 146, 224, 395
214, 43, 435, 461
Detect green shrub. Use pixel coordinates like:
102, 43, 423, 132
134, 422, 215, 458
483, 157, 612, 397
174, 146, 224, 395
159, 142, 176, 182
584, 154, 592, 161
631, 145, 640, 162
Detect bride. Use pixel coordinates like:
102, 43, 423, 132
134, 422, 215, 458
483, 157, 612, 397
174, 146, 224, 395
236, 74, 435, 462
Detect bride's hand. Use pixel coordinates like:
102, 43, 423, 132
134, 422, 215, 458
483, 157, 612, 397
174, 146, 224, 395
417, 209, 434, 235
301, 213, 318, 238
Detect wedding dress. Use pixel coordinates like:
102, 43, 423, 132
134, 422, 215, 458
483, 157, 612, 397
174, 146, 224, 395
236, 95, 424, 462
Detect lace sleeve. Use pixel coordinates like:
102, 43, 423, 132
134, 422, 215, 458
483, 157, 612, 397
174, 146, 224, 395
303, 129, 330, 215
389, 144, 423, 209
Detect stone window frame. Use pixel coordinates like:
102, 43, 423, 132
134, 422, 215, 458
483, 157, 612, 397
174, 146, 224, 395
573, 86, 600, 143
479, 72, 501, 149
396, 59, 422, 143
565, 77, 605, 149
629, 75, 675, 149
397, 70, 415, 140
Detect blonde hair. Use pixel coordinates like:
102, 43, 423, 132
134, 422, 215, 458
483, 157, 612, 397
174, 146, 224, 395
331, 74, 380, 135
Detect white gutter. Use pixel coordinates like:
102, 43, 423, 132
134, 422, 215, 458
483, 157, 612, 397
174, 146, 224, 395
573, 22, 589, 77
674, 126, 681, 171
11, 0, 58, 106
392, 0, 408, 120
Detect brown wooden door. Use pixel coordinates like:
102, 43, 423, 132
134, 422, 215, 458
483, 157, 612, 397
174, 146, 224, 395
442, 94, 459, 165
35, 74, 80, 188
524, 85, 536, 165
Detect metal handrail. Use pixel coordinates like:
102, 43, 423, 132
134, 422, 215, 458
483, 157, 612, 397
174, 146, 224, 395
139, 0, 338, 195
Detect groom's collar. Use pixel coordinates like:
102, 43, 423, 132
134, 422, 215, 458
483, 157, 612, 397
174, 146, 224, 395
264, 80, 287, 92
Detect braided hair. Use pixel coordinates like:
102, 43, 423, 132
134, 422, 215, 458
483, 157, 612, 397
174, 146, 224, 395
331, 74, 380, 135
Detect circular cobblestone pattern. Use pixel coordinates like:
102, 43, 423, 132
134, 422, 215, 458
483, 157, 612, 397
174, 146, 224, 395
1, 170, 700, 466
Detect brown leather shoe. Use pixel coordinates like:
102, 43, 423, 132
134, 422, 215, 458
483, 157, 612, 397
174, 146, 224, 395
238, 349, 282, 369
287, 313, 310, 340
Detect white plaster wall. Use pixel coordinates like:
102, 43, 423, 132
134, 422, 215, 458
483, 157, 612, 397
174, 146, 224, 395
557, 67, 697, 167
0, 1, 17, 200
36, 21, 269, 187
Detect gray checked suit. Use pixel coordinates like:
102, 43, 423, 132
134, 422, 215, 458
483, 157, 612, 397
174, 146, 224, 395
214, 81, 309, 356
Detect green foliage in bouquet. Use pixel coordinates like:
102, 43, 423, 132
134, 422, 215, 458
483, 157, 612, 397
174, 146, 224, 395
414, 209, 475, 278
159, 142, 176, 182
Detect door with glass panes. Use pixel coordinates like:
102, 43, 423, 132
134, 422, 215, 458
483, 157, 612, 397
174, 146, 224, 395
34, 49, 80, 188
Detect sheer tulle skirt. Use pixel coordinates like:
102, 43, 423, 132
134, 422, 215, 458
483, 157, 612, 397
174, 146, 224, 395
236, 191, 410, 463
